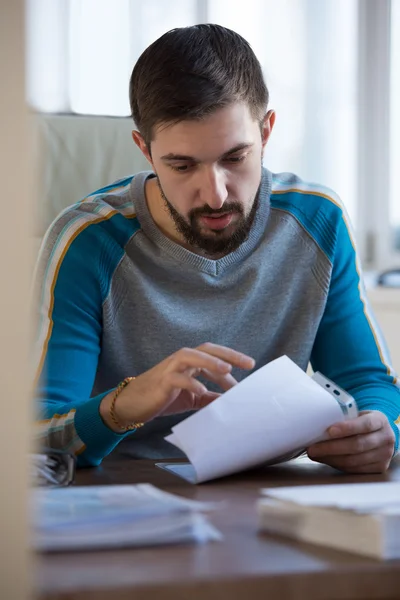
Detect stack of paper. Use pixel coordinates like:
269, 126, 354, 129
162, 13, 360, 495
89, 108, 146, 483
258, 482, 400, 559
161, 356, 356, 483
32, 484, 221, 551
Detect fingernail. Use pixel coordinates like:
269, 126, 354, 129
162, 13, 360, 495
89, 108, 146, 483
329, 426, 341, 438
218, 361, 232, 372
243, 356, 255, 368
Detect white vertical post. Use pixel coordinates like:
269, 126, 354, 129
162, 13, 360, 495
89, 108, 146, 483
357, 0, 392, 270
196, 0, 209, 23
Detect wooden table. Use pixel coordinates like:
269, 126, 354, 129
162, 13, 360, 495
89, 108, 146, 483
36, 454, 400, 600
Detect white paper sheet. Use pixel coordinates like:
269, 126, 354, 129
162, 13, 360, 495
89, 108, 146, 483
164, 355, 349, 483
261, 482, 400, 513
33, 484, 222, 551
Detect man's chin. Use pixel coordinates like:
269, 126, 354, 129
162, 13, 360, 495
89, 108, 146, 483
197, 227, 234, 238
196, 219, 240, 237
189, 233, 242, 256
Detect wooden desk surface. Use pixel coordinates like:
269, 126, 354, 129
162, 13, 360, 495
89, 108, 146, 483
36, 455, 400, 600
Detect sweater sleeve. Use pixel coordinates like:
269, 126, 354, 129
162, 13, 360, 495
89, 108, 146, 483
33, 206, 133, 467
310, 212, 400, 453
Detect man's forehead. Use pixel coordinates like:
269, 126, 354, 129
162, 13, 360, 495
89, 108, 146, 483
152, 105, 259, 160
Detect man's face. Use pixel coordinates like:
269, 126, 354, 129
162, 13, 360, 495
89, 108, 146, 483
138, 103, 274, 256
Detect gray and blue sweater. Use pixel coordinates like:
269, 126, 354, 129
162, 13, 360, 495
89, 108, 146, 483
34, 168, 400, 466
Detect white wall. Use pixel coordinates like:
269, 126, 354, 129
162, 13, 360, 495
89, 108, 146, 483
0, 1, 33, 599
369, 288, 400, 372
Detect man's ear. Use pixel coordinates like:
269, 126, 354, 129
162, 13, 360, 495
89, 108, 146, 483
261, 110, 276, 150
132, 130, 153, 166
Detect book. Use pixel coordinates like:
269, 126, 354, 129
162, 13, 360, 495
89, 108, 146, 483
160, 356, 357, 484
258, 482, 400, 559
32, 483, 221, 551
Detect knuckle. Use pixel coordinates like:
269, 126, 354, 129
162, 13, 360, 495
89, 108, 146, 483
376, 462, 388, 474
198, 342, 213, 351
171, 347, 192, 365
345, 454, 360, 469
384, 456, 393, 470
384, 428, 395, 446
197, 342, 212, 348
377, 411, 386, 425
165, 352, 178, 366
383, 443, 394, 460
365, 415, 375, 431
354, 436, 366, 453
179, 347, 192, 356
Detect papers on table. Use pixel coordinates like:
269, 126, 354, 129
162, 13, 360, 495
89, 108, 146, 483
258, 482, 400, 559
261, 482, 400, 514
163, 356, 356, 483
32, 484, 222, 551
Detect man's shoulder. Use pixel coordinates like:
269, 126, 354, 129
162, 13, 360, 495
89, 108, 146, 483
269, 172, 347, 262
82, 174, 136, 205
72, 174, 137, 220
38, 174, 145, 276
45, 174, 142, 246
270, 172, 344, 219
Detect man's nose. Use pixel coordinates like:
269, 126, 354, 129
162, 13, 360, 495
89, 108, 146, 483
198, 166, 228, 210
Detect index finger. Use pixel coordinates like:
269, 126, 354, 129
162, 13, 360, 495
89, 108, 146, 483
328, 412, 382, 439
196, 342, 255, 370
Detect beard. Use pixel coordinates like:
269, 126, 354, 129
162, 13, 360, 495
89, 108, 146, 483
157, 179, 261, 257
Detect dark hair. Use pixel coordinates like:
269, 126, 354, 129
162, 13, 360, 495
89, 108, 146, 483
129, 24, 269, 146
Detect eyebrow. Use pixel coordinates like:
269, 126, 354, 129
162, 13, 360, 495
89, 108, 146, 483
160, 142, 254, 162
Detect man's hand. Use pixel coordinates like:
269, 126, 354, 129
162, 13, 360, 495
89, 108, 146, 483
100, 342, 255, 432
307, 410, 396, 473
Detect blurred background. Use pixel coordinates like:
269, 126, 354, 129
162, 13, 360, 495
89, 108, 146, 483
25, 0, 400, 272
22, 0, 400, 378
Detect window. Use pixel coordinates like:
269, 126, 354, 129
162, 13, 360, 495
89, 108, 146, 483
26, 0, 399, 270
390, 0, 400, 253
26, 0, 199, 116
209, 0, 357, 222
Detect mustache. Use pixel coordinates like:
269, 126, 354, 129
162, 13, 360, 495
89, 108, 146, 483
189, 202, 244, 219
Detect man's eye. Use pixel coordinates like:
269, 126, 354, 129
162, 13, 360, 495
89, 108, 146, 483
225, 155, 246, 164
170, 164, 191, 172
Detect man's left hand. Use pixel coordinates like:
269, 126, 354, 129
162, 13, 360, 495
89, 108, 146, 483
307, 410, 396, 473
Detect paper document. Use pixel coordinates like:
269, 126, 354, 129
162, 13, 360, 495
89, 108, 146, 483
164, 355, 356, 483
258, 482, 400, 559
261, 482, 400, 513
32, 484, 222, 551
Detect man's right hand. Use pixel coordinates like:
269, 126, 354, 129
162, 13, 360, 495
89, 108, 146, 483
100, 343, 255, 432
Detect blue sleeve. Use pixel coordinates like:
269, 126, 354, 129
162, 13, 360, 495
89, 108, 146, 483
311, 214, 400, 452
34, 207, 135, 466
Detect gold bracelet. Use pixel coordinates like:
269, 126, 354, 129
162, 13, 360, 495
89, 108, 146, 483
109, 377, 145, 432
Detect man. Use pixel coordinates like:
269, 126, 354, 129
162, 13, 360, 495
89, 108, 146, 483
35, 24, 399, 472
